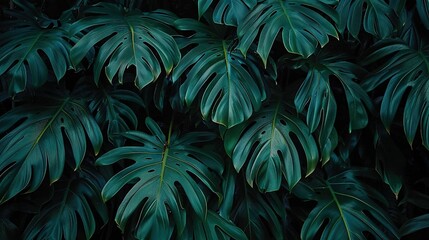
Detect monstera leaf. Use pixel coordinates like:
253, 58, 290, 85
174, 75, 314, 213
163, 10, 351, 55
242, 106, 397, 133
70, 3, 180, 88
197, 0, 257, 26
231, 173, 285, 240
238, 0, 338, 64
362, 39, 429, 149
292, 50, 373, 150
173, 19, 273, 128
181, 210, 248, 240
0, 92, 103, 203
336, 0, 398, 38
77, 82, 144, 146
224, 100, 319, 191
96, 117, 223, 239
294, 170, 399, 240
0, 3, 72, 94
23, 166, 108, 240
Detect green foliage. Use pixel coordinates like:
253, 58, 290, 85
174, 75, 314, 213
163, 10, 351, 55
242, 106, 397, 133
96, 117, 223, 239
1, 0, 429, 239
70, 2, 180, 88
0, 89, 102, 203
294, 170, 399, 240
224, 100, 319, 191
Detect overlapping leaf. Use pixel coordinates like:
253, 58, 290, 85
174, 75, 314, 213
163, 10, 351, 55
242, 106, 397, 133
231, 174, 285, 240
224, 100, 319, 191
173, 19, 271, 128
96, 117, 223, 239
0, 5, 72, 94
336, 0, 398, 38
362, 39, 429, 149
70, 3, 180, 88
238, 0, 339, 64
78, 82, 144, 146
294, 170, 399, 240
197, 0, 257, 26
293, 50, 373, 154
0, 93, 102, 203
181, 210, 248, 240
23, 166, 108, 240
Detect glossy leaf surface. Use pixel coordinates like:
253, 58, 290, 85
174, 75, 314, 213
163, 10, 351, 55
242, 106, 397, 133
0, 93, 102, 203
238, 0, 338, 64
173, 19, 270, 128
96, 117, 223, 239
224, 100, 319, 191
70, 3, 180, 88
294, 170, 399, 240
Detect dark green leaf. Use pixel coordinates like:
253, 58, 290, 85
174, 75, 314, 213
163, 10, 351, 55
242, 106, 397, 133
400, 213, 429, 237
0, 10, 72, 94
173, 19, 272, 128
293, 50, 373, 151
197, 0, 257, 26
23, 167, 108, 240
96, 117, 223, 239
417, 0, 429, 30
231, 174, 286, 240
362, 39, 429, 149
181, 210, 248, 240
70, 3, 180, 88
77, 82, 144, 146
294, 170, 399, 240
238, 0, 338, 64
0, 93, 102, 203
337, 0, 398, 38
224, 100, 319, 191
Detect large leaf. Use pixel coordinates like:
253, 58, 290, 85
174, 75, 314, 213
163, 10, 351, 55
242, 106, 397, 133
23, 166, 108, 240
70, 3, 180, 88
197, 0, 257, 26
293, 170, 399, 240
95, 117, 223, 239
181, 210, 248, 240
336, 0, 398, 38
0, 92, 103, 203
0, 4, 72, 94
77, 82, 144, 146
362, 39, 429, 149
173, 19, 272, 128
224, 100, 319, 191
238, 0, 339, 64
293, 50, 373, 149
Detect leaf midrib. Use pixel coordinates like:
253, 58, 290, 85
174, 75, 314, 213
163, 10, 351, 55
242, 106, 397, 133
327, 182, 352, 240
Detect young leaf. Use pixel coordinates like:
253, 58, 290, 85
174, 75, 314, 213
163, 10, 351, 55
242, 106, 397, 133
70, 3, 180, 88
224, 100, 319, 191
96, 117, 223, 239
173, 19, 272, 128
0, 92, 102, 203
238, 0, 339, 64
